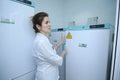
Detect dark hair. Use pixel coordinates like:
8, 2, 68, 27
32, 12, 48, 33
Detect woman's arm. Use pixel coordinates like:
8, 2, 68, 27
54, 40, 64, 50
54, 34, 65, 50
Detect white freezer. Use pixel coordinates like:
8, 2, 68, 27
65, 24, 113, 80
110, 0, 120, 80
0, 0, 35, 80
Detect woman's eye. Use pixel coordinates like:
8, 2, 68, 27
46, 21, 50, 24
45, 21, 48, 24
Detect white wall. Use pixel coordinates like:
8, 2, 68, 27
34, 0, 64, 29
35, 0, 116, 28
64, 0, 116, 26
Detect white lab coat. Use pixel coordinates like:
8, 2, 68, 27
33, 33, 63, 80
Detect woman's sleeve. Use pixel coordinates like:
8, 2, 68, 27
37, 41, 63, 66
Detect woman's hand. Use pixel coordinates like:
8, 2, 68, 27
61, 49, 67, 58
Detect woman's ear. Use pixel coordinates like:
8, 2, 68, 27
36, 24, 41, 31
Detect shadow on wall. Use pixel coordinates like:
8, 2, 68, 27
16, 0, 32, 5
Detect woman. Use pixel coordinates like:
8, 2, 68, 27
32, 12, 67, 80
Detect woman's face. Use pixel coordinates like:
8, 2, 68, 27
40, 16, 51, 35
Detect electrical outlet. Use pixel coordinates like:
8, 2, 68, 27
87, 16, 98, 25
68, 21, 76, 26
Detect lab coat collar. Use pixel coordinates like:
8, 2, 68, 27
36, 32, 48, 39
